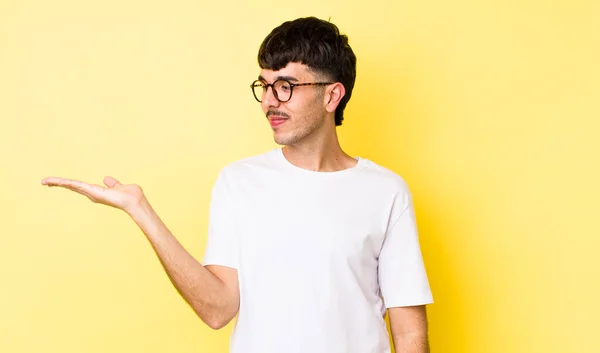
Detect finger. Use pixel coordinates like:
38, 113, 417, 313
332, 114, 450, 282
103, 176, 122, 188
43, 178, 106, 202
41, 177, 78, 187
41, 177, 55, 185
41, 177, 95, 191
56, 184, 105, 205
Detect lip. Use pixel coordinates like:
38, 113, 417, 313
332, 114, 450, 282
269, 118, 287, 127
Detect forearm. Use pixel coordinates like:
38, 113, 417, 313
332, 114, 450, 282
392, 332, 430, 353
388, 305, 431, 353
126, 199, 237, 329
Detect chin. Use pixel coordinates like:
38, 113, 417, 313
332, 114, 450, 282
273, 136, 290, 146
273, 125, 314, 146
273, 133, 298, 146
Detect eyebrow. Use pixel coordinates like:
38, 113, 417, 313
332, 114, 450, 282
258, 75, 299, 82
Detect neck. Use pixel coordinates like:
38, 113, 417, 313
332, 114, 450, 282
281, 128, 357, 172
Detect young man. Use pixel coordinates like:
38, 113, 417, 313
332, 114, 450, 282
42, 17, 433, 353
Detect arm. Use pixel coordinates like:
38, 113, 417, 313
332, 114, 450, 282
378, 192, 434, 352
388, 305, 430, 353
129, 198, 239, 329
41, 176, 240, 329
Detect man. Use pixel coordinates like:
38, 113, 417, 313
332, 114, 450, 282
42, 17, 433, 353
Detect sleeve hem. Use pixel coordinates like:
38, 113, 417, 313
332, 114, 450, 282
202, 258, 239, 270
384, 297, 434, 308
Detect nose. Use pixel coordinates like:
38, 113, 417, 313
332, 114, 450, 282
262, 85, 280, 109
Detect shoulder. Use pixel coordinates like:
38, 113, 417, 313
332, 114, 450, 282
221, 149, 278, 173
359, 158, 413, 199
358, 159, 418, 224
214, 149, 279, 185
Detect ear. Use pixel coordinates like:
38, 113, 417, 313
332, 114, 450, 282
324, 82, 346, 113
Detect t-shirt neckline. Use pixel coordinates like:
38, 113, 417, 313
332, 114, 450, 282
274, 148, 366, 175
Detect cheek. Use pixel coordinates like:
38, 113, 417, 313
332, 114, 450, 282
279, 93, 323, 121
260, 101, 269, 114
287, 96, 314, 116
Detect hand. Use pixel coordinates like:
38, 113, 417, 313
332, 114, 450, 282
41, 176, 146, 213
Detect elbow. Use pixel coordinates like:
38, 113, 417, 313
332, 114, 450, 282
193, 298, 238, 330
199, 309, 234, 330
204, 316, 231, 330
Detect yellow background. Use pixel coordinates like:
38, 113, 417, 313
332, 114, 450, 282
1, 0, 598, 352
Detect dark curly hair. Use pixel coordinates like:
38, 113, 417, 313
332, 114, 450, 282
258, 17, 357, 126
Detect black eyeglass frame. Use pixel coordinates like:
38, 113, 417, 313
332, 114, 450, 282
250, 79, 334, 103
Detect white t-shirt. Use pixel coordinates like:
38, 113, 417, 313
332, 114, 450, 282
202, 148, 433, 353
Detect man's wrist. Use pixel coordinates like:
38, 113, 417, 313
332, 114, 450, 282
125, 197, 159, 233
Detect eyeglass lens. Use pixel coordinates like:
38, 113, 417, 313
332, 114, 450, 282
252, 80, 292, 103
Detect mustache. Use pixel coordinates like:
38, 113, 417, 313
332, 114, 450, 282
266, 110, 290, 119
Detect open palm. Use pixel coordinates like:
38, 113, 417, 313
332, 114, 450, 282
41, 176, 145, 212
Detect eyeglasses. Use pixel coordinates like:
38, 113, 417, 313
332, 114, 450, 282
250, 79, 334, 103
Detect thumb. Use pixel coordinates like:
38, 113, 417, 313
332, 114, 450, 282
103, 176, 122, 188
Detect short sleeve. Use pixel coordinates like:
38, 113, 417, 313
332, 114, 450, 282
202, 168, 239, 269
378, 195, 433, 308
